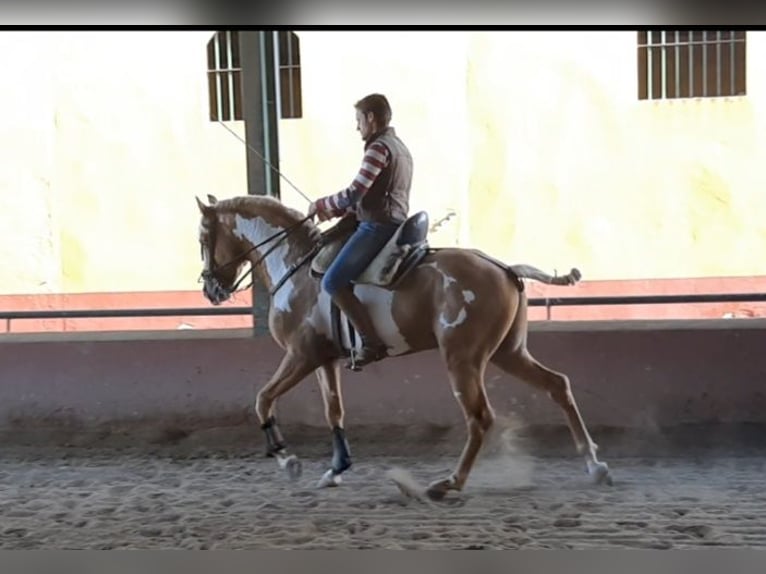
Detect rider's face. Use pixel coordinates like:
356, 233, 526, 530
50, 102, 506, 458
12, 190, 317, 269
355, 109, 376, 141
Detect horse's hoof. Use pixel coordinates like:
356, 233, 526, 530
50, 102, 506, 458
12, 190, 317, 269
425, 486, 447, 501
284, 455, 302, 481
590, 461, 612, 486
316, 469, 342, 488
425, 478, 453, 501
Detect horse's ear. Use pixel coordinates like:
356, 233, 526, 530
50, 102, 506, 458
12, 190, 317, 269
207, 194, 218, 205
196, 196, 211, 214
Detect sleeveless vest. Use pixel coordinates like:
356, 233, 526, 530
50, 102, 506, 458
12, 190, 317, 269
355, 127, 413, 224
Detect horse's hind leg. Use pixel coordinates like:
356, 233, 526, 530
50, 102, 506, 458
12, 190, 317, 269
314, 361, 353, 488
426, 354, 495, 501
490, 345, 612, 485
255, 350, 318, 481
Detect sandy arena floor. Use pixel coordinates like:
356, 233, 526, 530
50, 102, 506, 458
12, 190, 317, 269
0, 424, 764, 549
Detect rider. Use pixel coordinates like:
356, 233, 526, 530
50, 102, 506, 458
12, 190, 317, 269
308, 93, 413, 368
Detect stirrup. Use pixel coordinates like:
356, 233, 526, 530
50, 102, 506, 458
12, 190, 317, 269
345, 344, 388, 372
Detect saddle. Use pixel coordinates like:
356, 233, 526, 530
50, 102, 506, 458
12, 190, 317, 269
311, 211, 431, 290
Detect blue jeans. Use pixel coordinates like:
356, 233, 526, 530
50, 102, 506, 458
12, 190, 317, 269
321, 221, 400, 296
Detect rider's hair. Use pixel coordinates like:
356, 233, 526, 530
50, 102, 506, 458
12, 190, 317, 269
354, 93, 392, 127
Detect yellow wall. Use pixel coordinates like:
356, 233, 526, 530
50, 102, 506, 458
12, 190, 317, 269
462, 31, 766, 280
2, 30, 765, 296
0, 31, 247, 295
277, 31, 472, 247
282, 31, 766, 281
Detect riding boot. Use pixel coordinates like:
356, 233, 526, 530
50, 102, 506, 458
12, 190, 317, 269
331, 287, 389, 369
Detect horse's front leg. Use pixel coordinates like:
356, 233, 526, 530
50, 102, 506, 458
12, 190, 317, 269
314, 361, 353, 488
255, 350, 318, 481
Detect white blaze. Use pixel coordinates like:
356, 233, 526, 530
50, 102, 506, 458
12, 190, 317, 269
199, 220, 211, 272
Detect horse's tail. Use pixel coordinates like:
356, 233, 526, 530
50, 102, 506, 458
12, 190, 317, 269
509, 264, 582, 286
467, 249, 581, 291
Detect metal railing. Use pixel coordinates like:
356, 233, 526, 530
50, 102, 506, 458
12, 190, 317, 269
0, 306, 251, 334
1, 292, 765, 333
531, 292, 766, 320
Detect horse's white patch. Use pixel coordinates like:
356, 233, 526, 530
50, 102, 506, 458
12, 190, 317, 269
233, 214, 294, 313
424, 261, 470, 330
423, 263, 476, 329
440, 307, 467, 330
356, 286, 410, 355
423, 262, 456, 290
306, 285, 411, 356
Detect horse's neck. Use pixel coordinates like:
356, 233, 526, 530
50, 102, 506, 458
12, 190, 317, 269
231, 212, 309, 290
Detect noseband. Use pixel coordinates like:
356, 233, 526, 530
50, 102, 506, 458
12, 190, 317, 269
200, 213, 316, 298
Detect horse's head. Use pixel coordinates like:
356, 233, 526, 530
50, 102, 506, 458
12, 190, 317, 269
196, 194, 247, 305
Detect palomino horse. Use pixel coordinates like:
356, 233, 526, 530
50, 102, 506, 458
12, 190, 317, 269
196, 194, 611, 500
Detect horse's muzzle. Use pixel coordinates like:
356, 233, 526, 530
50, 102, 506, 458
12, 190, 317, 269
202, 274, 231, 306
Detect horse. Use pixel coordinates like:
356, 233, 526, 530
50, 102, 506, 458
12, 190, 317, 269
196, 193, 612, 500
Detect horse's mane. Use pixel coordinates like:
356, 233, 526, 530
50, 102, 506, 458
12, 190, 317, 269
215, 195, 321, 240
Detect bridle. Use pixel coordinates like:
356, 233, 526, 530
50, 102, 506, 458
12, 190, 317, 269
199, 212, 318, 300
201, 122, 323, 301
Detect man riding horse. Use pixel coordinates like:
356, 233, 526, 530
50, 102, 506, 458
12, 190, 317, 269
308, 93, 412, 369
195, 93, 613, 497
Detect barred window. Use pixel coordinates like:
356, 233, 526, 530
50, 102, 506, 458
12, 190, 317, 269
207, 31, 303, 122
637, 31, 746, 100
278, 31, 302, 119
207, 30, 242, 121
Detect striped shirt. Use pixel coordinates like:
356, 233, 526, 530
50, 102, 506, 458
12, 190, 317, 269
317, 141, 390, 217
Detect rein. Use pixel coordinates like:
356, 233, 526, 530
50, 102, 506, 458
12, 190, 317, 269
207, 121, 321, 299
202, 214, 315, 296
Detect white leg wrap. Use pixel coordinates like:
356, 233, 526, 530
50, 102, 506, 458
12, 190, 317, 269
276, 453, 296, 469
586, 459, 611, 484
316, 469, 342, 488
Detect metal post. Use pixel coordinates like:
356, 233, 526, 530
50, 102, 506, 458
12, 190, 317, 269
239, 31, 281, 337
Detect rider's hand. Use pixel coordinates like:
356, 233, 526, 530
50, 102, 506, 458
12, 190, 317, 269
308, 200, 332, 223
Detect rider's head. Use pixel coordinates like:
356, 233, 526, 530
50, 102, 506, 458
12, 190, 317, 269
354, 93, 392, 141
